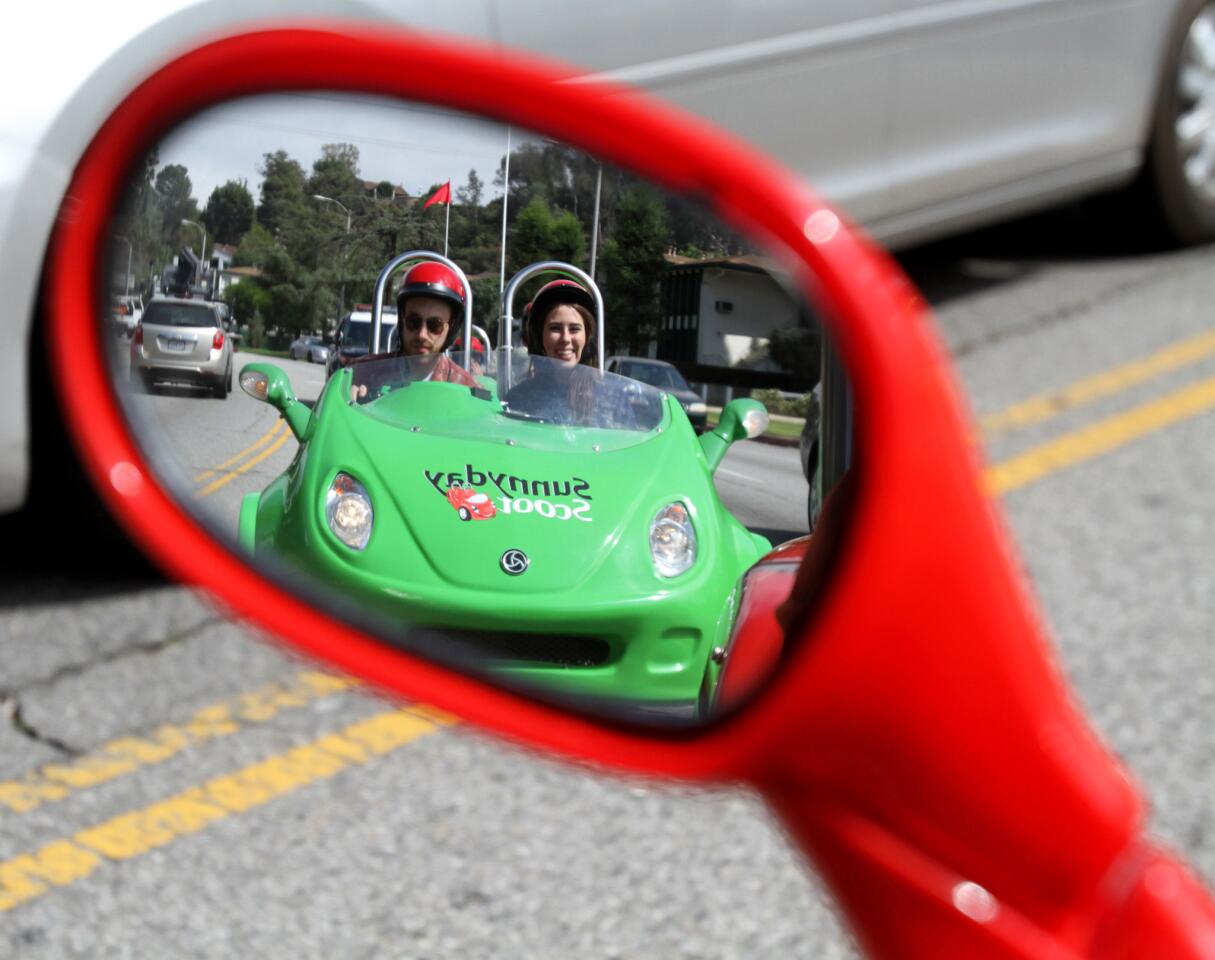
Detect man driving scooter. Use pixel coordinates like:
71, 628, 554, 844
351, 261, 477, 401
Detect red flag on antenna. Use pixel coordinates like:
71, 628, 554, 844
423, 181, 451, 208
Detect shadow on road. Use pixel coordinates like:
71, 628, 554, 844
0, 501, 165, 602
751, 527, 807, 548
897, 195, 1187, 308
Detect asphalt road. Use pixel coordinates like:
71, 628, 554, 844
3, 208, 1214, 959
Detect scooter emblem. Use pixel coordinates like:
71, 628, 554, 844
500, 549, 529, 575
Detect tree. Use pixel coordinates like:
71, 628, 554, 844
265, 283, 304, 336
550, 210, 587, 266
456, 168, 484, 225
306, 142, 362, 205
509, 196, 555, 272
257, 150, 307, 238
767, 318, 822, 387
201, 180, 255, 245
153, 164, 199, 251
232, 223, 277, 269
600, 186, 668, 354
222, 280, 271, 346
110, 148, 168, 295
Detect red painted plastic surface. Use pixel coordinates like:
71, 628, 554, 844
715, 542, 807, 714
44, 25, 1215, 958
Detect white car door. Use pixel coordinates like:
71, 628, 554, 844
880, 0, 1172, 244
500, 0, 896, 225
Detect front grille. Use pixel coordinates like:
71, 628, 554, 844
411, 628, 612, 668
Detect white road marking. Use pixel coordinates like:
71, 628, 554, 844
716, 466, 761, 483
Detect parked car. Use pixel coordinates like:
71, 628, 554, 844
110, 295, 143, 337
325, 307, 397, 379
129, 297, 234, 399
211, 302, 241, 353
605, 355, 708, 432
288, 335, 330, 364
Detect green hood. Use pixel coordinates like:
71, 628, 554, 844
324, 380, 720, 595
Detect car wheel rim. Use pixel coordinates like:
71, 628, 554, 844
1177, 4, 1215, 202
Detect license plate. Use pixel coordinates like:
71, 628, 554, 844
163, 338, 191, 352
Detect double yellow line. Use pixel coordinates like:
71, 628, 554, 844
193, 419, 291, 498
984, 328, 1215, 494
0, 666, 459, 912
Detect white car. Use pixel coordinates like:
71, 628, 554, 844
110, 294, 144, 337
3, 0, 1211, 513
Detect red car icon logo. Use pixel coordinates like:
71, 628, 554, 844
446, 483, 497, 521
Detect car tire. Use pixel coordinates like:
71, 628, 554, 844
458, 506, 471, 521
1138, 0, 1215, 244
213, 366, 230, 400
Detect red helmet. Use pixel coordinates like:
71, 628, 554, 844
396, 261, 466, 318
526, 279, 595, 352
451, 336, 485, 355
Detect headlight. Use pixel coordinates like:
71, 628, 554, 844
650, 502, 696, 577
326, 472, 373, 550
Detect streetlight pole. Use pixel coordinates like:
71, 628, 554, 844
181, 218, 206, 292
312, 194, 353, 326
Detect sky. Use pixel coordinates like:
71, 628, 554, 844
157, 92, 524, 207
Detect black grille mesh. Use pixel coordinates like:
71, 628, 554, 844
411, 628, 611, 668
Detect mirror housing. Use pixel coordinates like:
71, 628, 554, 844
699, 398, 769, 472
239, 362, 312, 440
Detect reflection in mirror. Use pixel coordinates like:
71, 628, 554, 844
103, 93, 848, 729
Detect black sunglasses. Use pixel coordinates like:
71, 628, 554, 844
403, 314, 450, 335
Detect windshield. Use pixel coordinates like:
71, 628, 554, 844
618, 361, 689, 391
142, 301, 217, 329
347, 349, 668, 450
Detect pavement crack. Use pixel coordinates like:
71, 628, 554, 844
12, 616, 219, 697
2, 696, 81, 756
948, 256, 1206, 359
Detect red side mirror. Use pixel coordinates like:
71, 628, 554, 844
45, 26, 1215, 958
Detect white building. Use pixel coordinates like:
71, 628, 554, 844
658, 254, 814, 391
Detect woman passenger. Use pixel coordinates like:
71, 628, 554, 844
504, 280, 601, 423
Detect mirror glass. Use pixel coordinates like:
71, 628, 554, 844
102, 93, 842, 729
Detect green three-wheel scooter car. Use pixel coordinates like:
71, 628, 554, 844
237, 251, 772, 722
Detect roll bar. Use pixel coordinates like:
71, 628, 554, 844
501, 261, 605, 371
371, 250, 473, 369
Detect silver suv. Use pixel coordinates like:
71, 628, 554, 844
130, 297, 234, 399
